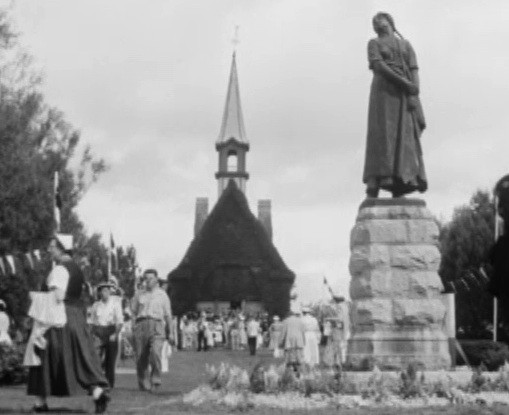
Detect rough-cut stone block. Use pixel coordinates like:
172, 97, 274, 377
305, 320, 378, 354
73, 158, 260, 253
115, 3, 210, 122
408, 272, 444, 298
350, 299, 393, 326
350, 219, 439, 247
349, 269, 443, 299
347, 199, 451, 370
346, 327, 450, 370
389, 245, 441, 271
392, 299, 446, 326
349, 244, 441, 275
357, 205, 433, 221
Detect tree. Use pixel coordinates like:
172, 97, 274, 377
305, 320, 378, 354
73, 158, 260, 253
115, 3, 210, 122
439, 190, 495, 339
0, 10, 108, 326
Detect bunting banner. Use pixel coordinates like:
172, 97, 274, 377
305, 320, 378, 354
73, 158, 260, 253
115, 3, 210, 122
5, 255, 15, 275
25, 252, 34, 270
478, 266, 490, 283
465, 272, 481, 287
460, 279, 470, 291
0, 249, 44, 277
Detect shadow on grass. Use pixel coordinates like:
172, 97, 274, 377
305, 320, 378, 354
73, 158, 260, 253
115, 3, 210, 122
0, 407, 88, 414
114, 386, 182, 396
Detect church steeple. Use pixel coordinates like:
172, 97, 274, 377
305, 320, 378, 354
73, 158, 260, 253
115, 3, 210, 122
215, 52, 249, 197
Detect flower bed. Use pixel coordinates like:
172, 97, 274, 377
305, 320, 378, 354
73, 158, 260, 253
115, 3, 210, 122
0, 343, 27, 386
181, 362, 509, 410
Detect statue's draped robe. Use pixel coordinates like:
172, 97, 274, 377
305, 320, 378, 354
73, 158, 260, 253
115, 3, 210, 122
363, 36, 427, 194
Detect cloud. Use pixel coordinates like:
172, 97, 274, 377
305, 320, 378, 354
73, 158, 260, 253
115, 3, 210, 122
11, 0, 509, 303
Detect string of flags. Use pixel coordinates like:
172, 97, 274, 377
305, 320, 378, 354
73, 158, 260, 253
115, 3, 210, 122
445, 266, 490, 293
0, 249, 43, 276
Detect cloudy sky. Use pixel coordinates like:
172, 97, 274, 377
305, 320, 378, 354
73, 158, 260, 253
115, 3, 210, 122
6, 0, 509, 303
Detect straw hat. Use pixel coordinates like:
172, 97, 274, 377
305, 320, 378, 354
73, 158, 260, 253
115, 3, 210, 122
97, 281, 116, 291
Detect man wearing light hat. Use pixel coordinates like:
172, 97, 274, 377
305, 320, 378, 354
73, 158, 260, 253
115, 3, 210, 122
26, 234, 110, 413
279, 306, 306, 375
90, 279, 123, 387
131, 268, 174, 392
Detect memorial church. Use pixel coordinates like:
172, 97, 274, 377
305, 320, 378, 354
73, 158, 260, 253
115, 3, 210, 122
168, 52, 295, 317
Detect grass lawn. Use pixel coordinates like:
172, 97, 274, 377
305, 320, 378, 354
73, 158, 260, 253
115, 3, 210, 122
1, 348, 509, 414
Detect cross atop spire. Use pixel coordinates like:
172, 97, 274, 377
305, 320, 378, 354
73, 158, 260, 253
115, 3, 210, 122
217, 52, 248, 144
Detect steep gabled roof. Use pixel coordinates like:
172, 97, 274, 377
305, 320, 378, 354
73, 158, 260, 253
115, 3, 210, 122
216, 52, 248, 145
170, 180, 292, 278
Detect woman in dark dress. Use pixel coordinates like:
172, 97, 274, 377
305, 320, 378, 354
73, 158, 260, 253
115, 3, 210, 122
27, 234, 110, 413
363, 12, 427, 198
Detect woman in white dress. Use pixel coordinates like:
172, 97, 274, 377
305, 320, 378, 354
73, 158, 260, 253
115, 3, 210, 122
301, 307, 321, 366
238, 315, 247, 349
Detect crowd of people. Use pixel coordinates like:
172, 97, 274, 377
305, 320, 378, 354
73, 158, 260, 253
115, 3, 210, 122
4, 234, 177, 414
177, 305, 346, 371
179, 311, 272, 354
0, 233, 349, 413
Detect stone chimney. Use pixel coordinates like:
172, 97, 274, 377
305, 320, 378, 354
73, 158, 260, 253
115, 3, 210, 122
257, 199, 272, 240
194, 197, 209, 236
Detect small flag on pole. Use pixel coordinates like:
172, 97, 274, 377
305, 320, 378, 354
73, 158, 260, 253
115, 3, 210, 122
109, 232, 117, 275
33, 250, 41, 262
323, 276, 336, 299
110, 233, 116, 253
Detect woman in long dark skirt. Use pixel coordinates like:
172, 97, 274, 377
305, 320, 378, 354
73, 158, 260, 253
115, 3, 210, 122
27, 234, 110, 413
363, 12, 427, 198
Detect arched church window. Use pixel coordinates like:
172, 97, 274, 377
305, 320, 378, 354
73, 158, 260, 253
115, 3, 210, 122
227, 150, 238, 172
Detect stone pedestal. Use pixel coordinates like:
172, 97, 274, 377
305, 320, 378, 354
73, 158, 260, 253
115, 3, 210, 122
346, 198, 451, 370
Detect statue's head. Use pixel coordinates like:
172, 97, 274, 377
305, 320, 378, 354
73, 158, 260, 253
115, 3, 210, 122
372, 12, 396, 35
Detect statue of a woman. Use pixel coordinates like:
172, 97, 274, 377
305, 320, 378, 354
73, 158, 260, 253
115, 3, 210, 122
363, 12, 427, 198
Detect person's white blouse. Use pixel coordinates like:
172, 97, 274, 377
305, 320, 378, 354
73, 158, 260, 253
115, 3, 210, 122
91, 297, 123, 327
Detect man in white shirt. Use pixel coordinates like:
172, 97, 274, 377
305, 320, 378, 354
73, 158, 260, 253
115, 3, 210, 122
246, 315, 261, 356
131, 269, 174, 393
91, 280, 123, 387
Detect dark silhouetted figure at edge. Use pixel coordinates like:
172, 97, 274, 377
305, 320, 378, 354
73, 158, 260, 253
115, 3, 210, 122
363, 12, 427, 198
488, 176, 509, 334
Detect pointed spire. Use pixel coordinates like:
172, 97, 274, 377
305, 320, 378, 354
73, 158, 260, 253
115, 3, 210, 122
217, 52, 248, 144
